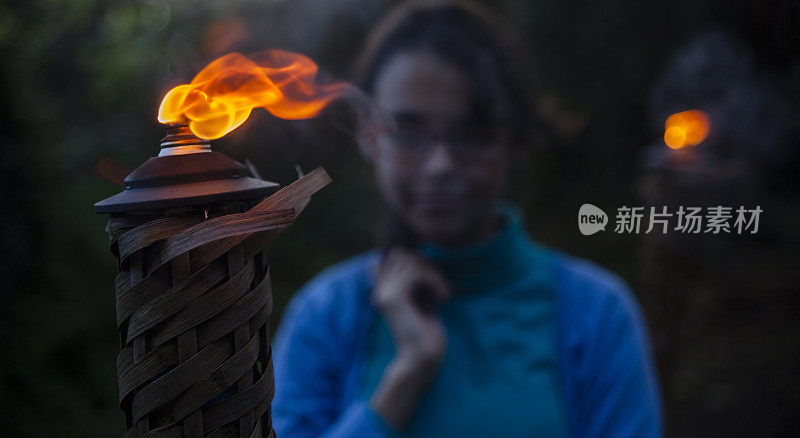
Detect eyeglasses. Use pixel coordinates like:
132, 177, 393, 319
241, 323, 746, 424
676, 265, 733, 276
378, 116, 511, 161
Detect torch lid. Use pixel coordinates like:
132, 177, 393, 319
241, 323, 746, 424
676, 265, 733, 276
94, 125, 280, 214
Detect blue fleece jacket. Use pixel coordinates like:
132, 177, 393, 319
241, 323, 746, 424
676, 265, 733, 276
271, 207, 662, 437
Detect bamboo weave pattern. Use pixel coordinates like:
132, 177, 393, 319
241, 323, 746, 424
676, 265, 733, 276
106, 168, 331, 437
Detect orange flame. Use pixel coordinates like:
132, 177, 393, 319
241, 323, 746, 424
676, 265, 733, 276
158, 50, 348, 139
663, 109, 710, 150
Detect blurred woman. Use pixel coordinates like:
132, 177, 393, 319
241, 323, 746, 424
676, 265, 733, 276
272, 1, 661, 436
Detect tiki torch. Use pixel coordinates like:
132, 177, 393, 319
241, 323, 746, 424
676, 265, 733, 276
94, 50, 343, 437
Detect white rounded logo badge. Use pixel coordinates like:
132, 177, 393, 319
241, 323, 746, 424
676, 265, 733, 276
578, 204, 608, 235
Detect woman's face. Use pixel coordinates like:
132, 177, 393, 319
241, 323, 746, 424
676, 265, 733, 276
371, 50, 512, 246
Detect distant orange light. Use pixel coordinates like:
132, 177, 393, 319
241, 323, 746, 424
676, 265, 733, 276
158, 50, 348, 140
663, 109, 710, 149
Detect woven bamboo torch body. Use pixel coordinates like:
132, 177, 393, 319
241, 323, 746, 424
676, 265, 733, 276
95, 125, 330, 437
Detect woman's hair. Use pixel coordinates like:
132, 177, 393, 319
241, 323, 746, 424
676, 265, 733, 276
356, 0, 540, 250
355, 0, 540, 147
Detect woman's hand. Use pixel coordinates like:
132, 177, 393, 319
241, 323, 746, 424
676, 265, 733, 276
369, 247, 451, 431
373, 248, 451, 365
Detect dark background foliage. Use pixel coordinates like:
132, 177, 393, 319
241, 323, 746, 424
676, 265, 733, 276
1, 0, 798, 436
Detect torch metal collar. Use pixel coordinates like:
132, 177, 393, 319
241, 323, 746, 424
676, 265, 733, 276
158, 145, 213, 156
94, 124, 280, 214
